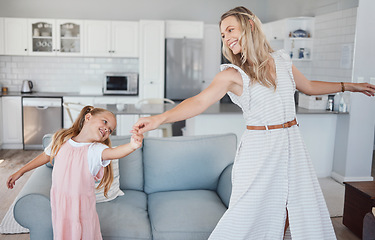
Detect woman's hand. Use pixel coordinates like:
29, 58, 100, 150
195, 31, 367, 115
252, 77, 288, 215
346, 82, 375, 96
133, 115, 164, 135
6, 171, 23, 189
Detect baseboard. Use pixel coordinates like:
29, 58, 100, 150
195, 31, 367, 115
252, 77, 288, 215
1, 143, 23, 149
331, 171, 374, 184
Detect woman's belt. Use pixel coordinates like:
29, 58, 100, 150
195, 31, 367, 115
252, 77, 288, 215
246, 118, 298, 130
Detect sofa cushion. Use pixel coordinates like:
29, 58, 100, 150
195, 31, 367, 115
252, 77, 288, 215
143, 134, 236, 194
148, 190, 227, 240
97, 190, 151, 240
95, 159, 124, 203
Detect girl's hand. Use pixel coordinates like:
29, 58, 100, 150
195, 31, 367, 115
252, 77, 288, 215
133, 115, 163, 134
130, 132, 144, 150
347, 82, 375, 96
6, 172, 23, 189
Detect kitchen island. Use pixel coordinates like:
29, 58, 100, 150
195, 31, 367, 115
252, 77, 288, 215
103, 102, 346, 178
0, 92, 349, 178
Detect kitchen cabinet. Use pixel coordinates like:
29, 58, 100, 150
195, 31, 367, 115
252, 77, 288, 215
165, 20, 204, 39
29, 19, 83, 56
2, 96, 22, 148
84, 20, 139, 57
139, 20, 165, 99
56, 20, 83, 56
263, 17, 315, 61
0, 18, 4, 55
4, 18, 28, 55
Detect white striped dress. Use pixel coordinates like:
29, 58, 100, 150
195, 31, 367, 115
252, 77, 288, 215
208, 50, 336, 240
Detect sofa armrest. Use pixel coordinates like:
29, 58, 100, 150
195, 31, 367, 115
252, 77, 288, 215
216, 164, 233, 208
14, 165, 53, 240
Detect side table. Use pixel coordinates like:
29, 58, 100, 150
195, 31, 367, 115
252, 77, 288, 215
343, 181, 375, 238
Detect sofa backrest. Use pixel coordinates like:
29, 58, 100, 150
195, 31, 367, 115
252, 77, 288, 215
42, 134, 144, 191
110, 136, 144, 191
143, 133, 237, 194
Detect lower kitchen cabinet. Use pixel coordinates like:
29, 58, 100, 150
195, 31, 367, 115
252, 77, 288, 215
2, 96, 23, 149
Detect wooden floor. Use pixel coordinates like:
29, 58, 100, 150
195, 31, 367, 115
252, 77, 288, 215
1, 150, 374, 240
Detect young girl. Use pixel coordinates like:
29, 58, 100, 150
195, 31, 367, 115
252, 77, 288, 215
133, 6, 375, 240
7, 106, 143, 240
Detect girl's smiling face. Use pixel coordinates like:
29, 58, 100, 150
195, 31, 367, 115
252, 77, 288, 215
86, 111, 116, 142
220, 16, 242, 55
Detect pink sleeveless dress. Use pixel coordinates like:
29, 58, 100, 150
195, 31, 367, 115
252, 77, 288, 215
50, 141, 104, 240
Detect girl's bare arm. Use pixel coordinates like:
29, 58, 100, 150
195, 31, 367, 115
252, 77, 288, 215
6, 152, 50, 189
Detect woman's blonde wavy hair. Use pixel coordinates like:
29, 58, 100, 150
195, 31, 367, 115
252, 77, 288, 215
220, 6, 276, 89
49, 106, 114, 198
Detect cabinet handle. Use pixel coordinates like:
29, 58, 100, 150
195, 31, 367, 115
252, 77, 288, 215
24, 49, 27, 51
150, 81, 154, 84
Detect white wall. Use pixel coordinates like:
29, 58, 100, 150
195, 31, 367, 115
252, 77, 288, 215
311, 8, 357, 83
315, 0, 359, 16
331, 0, 375, 182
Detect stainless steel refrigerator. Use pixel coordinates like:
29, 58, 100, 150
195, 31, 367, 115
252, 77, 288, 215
165, 38, 204, 101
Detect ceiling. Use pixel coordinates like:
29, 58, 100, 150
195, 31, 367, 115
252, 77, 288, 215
0, 0, 358, 24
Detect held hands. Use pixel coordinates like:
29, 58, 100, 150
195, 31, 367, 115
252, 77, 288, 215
130, 132, 144, 150
132, 115, 163, 135
6, 171, 23, 189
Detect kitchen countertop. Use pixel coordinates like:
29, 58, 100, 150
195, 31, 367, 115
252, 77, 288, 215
0, 91, 347, 115
102, 103, 346, 115
0, 91, 79, 97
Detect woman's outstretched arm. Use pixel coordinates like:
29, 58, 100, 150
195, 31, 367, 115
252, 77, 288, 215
133, 68, 242, 134
293, 65, 375, 96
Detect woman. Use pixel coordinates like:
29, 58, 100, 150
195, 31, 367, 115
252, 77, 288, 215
133, 6, 375, 240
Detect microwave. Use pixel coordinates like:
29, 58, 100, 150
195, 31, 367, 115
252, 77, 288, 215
103, 72, 138, 95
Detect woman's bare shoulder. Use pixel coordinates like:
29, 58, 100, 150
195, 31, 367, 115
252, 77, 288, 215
217, 67, 243, 84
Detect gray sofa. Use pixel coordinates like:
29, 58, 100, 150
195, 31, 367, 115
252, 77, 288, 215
13, 133, 236, 240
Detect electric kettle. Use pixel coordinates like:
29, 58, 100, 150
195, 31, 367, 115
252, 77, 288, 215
21, 80, 33, 93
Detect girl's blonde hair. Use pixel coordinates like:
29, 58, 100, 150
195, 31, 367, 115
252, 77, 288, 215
49, 106, 114, 198
220, 6, 276, 89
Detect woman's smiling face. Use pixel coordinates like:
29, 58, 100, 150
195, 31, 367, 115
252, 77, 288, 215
220, 16, 242, 55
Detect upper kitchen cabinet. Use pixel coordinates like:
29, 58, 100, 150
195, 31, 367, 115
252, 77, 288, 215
139, 20, 165, 99
263, 17, 315, 61
84, 20, 139, 57
56, 20, 83, 55
165, 20, 204, 39
4, 18, 28, 55
29, 19, 83, 56
0, 18, 4, 54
